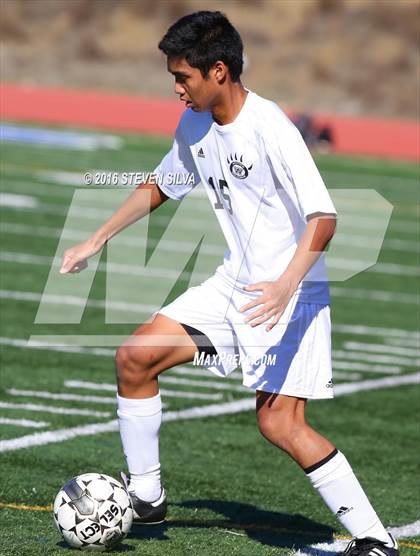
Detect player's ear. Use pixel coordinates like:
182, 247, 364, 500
213, 61, 228, 84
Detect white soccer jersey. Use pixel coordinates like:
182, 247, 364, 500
154, 91, 336, 304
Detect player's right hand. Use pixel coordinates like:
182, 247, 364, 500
60, 238, 103, 274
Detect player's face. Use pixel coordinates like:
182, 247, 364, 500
167, 57, 220, 112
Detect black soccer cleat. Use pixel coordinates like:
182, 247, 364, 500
129, 489, 167, 525
120, 472, 167, 525
343, 533, 399, 556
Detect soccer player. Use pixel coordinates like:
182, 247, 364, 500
60, 11, 399, 556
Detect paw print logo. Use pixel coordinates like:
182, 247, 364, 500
227, 153, 253, 179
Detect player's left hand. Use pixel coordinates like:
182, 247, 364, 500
239, 278, 296, 332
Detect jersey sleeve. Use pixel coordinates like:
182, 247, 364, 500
152, 122, 200, 201
266, 113, 337, 218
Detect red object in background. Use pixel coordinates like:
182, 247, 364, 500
0, 83, 183, 136
313, 113, 420, 162
1, 82, 419, 161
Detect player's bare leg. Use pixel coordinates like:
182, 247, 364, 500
256, 392, 397, 550
115, 314, 197, 523
256, 392, 334, 467
116, 313, 197, 399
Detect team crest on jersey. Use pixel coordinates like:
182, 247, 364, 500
227, 153, 253, 179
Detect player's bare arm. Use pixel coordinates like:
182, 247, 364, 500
59, 182, 168, 274
240, 212, 337, 331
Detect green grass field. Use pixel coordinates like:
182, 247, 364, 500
0, 124, 419, 555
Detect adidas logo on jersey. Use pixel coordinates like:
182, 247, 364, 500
197, 148, 205, 158
336, 506, 353, 517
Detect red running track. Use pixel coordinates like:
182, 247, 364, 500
1, 83, 419, 161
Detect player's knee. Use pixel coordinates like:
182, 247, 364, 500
257, 412, 302, 453
257, 412, 279, 441
115, 344, 155, 388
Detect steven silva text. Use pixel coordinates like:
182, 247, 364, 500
193, 352, 277, 367
84, 171, 195, 187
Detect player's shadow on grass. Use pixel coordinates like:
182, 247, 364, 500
57, 540, 135, 552
129, 499, 335, 550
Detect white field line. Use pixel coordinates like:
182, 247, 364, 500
385, 336, 420, 348
0, 127, 122, 150
0, 251, 209, 282
297, 519, 420, 555
333, 324, 420, 340
6, 387, 221, 402
0, 337, 116, 357
0, 337, 405, 376
0, 401, 111, 417
330, 287, 419, 305
5, 389, 119, 405
2, 248, 419, 279
330, 371, 362, 380
0, 200, 221, 230
0, 289, 158, 315
326, 258, 419, 277
389, 519, 420, 537
0, 193, 39, 208
0, 373, 418, 454
2, 219, 419, 255
0, 222, 225, 256
1, 183, 215, 216
330, 234, 419, 253
372, 219, 419, 234
332, 361, 401, 374
65, 378, 247, 394
0, 417, 49, 428
0, 420, 119, 453
343, 341, 419, 358
333, 350, 418, 368
1, 180, 78, 200
333, 372, 420, 395
384, 237, 419, 252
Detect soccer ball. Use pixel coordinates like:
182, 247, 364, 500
53, 473, 133, 551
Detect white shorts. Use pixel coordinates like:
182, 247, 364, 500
159, 270, 333, 399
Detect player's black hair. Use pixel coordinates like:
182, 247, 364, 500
158, 11, 243, 82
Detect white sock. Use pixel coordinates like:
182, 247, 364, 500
117, 392, 162, 502
306, 450, 390, 544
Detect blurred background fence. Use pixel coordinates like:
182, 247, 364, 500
1, 0, 419, 119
